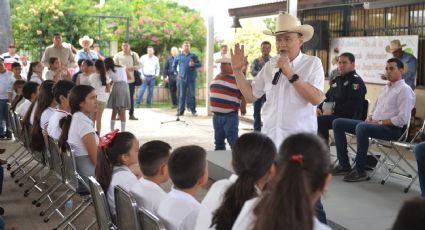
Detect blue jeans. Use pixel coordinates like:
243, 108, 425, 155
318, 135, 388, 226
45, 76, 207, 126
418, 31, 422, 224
317, 115, 340, 144
333, 118, 402, 173
128, 83, 135, 116
0, 99, 8, 136
179, 79, 196, 114
253, 95, 266, 131
315, 198, 327, 224
136, 75, 155, 106
414, 142, 425, 197
213, 112, 239, 150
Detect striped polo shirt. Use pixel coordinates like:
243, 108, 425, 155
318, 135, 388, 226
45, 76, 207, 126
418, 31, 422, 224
210, 74, 242, 114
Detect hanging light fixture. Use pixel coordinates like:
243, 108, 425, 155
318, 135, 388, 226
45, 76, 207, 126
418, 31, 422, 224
230, 16, 242, 32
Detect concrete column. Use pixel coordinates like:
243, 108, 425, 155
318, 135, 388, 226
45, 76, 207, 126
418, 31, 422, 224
205, 15, 214, 115
0, 0, 12, 53
287, 0, 298, 16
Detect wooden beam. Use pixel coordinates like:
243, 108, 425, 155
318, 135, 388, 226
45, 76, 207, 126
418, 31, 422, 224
228, 2, 286, 18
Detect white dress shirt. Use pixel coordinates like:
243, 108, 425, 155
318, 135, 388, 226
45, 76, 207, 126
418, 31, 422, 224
16, 99, 31, 118
40, 107, 56, 134
157, 187, 201, 230
252, 51, 324, 148
130, 177, 166, 215
195, 174, 238, 230
107, 165, 139, 217
232, 197, 332, 230
370, 79, 415, 128
139, 54, 160, 76
67, 111, 99, 157
47, 109, 70, 140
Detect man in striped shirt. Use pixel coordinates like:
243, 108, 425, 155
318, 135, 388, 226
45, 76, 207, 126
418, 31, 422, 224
210, 55, 246, 150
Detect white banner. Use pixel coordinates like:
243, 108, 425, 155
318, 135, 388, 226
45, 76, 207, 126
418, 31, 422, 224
329, 35, 418, 84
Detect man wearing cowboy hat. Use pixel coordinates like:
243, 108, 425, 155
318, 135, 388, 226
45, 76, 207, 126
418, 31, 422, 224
385, 39, 417, 90
41, 32, 75, 68
75, 35, 99, 62
230, 13, 328, 224
209, 54, 246, 150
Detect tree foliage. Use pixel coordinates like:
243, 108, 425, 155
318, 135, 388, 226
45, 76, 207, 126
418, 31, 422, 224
10, 0, 206, 60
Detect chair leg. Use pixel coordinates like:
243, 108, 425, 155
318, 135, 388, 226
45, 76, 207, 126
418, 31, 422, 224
43, 192, 75, 222
54, 199, 92, 230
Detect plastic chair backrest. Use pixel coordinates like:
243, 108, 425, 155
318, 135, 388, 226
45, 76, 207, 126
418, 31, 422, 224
114, 185, 141, 230
138, 207, 166, 230
88, 176, 116, 230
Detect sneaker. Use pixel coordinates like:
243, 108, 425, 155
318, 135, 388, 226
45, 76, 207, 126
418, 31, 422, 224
192, 112, 198, 117
129, 115, 138, 120
331, 165, 351, 176
343, 170, 368, 182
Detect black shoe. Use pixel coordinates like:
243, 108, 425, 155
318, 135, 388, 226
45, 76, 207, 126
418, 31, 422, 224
343, 170, 368, 182
331, 165, 351, 176
129, 115, 138, 120
177, 111, 184, 116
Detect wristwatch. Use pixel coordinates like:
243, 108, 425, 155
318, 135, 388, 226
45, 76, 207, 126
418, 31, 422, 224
289, 74, 299, 83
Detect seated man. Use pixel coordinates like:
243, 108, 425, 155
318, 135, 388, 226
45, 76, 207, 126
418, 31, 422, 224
332, 58, 415, 182
317, 52, 366, 144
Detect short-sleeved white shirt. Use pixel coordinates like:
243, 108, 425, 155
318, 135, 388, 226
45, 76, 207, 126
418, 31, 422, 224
252, 52, 324, 148
0, 71, 13, 99
40, 107, 56, 134
107, 165, 139, 216
67, 111, 99, 157
47, 109, 70, 140
78, 73, 91, 86
30, 74, 43, 85
108, 67, 127, 82
89, 73, 108, 102
195, 174, 238, 230
232, 197, 332, 230
157, 187, 201, 230
130, 177, 167, 216
16, 99, 32, 118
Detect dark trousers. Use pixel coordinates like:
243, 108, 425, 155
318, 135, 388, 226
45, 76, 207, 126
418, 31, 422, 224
317, 115, 340, 144
128, 82, 135, 116
415, 142, 425, 197
169, 78, 178, 106
213, 112, 239, 150
315, 198, 327, 224
253, 95, 266, 131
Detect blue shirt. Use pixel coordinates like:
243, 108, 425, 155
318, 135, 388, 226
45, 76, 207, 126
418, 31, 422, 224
172, 52, 201, 81
250, 55, 271, 77
75, 49, 99, 62
164, 56, 177, 79
399, 52, 417, 90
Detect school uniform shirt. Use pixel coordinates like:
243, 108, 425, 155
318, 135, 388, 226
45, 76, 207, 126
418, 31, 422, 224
107, 165, 139, 217
40, 107, 56, 134
108, 67, 128, 82
231, 197, 332, 230
30, 101, 37, 125
130, 177, 166, 216
78, 73, 91, 85
67, 111, 99, 157
16, 99, 31, 118
47, 109, 70, 140
30, 74, 43, 85
89, 73, 108, 102
157, 187, 201, 230
252, 51, 324, 148
195, 174, 238, 230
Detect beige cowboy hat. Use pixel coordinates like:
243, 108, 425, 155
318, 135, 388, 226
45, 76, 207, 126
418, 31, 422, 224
263, 13, 314, 42
385, 40, 406, 53
79, 35, 94, 47
215, 54, 231, 64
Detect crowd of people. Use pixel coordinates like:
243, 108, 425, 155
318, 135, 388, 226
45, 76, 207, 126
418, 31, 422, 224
0, 12, 424, 230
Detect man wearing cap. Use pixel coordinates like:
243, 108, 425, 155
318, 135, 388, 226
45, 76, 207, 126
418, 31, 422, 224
0, 44, 20, 71
230, 13, 327, 224
75, 35, 99, 62
41, 32, 75, 68
210, 54, 246, 150
385, 39, 417, 90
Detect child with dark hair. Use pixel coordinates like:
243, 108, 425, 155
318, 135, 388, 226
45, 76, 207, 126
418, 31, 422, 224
27, 61, 43, 84
392, 197, 425, 230
157, 145, 208, 230
233, 133, 332, 230
77, 59, 94, 85
130, 140, 172, 215
30, 80, 55, 152
47, 80, 75, 140
89, 59, 109, 134
95, 130, 139, 217
44, 57, 70, 82
16, 81, 39, 118
196, 132, 276, 230
9, 80, 26, 112
11, 62, 24, 81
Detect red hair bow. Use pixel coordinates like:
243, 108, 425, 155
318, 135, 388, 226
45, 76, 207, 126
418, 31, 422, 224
98, 129, 120, 149
291, 154, 304, 166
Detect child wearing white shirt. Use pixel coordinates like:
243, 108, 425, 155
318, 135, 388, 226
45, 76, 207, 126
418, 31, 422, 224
47, 80, 75, 140
157, 145, 209, 230
195, 132, 277, 230
130, 140, 171, 215
231, 133, 333, 230
94, 131, 139, 217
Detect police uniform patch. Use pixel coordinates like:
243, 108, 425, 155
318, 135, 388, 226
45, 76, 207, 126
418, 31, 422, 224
352, 84, 360, 90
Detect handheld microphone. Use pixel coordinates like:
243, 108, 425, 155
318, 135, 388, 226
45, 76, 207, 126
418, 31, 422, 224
272, 51, 288, 85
